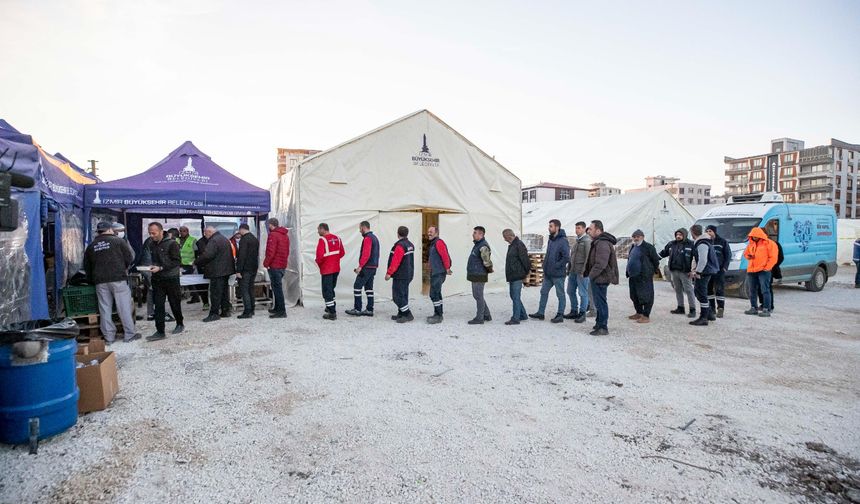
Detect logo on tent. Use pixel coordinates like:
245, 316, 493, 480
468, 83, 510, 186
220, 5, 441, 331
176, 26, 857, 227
159, 156, 215, 185
93, 190, 102, 204
412, 134, 440, 167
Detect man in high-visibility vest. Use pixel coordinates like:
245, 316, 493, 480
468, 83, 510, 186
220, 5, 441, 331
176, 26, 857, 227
178, 226, 203, 304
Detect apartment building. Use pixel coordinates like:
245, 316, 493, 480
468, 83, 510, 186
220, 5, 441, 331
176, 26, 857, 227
521, 182, 591, 203
277, 148, 322, 178
588, 182, 622, 198
724, 138, 859, 218
627, 175, 712, 206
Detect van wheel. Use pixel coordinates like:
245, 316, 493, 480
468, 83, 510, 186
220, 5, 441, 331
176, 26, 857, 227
805, 266, 827, 292
735, 277, 750, 299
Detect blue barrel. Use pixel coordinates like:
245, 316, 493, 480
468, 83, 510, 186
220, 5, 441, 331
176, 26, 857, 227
0, 339, 79, 444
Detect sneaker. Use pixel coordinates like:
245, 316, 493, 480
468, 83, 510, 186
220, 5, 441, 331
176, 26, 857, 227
717, 307, 724, 318
628, 313, 642, 320
550, 314, 564, 323
689, 317, 708, 326
504, 319, 520, 325
744, 308, 758, 315
397, 312, 414, 323
269, 312, 287, 319
123, 333, 142, 343
237, 313, 253, 319
758, 310, 771, 318
146, 331, 166, 342
345, 309, 363, 316
172, 325, 184, 335
360, 310, 374, 317
528, 313, 545, 320
670, 307, 685, 315
323, 312, 337, 320
467, 318, 484, 325
563, 312, 578, 320
687, 309, 696, 319
202, 314, 220, 323
574, 314, 586, 324
637, 316, 650, 324
426, 315, 443, 324
589, 328, 608, 336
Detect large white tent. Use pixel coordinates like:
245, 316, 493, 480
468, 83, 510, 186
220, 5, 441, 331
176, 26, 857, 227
522, 190, 695, 251
269, 110, 522, 307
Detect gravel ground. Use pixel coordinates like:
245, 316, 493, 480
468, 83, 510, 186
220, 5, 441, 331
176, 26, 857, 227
2, 268, 859, 504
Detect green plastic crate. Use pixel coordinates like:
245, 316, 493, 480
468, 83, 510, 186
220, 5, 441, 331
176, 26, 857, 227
62, 285, 98, 317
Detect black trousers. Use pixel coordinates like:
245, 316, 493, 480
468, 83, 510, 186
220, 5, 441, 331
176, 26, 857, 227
694, 274, 712, 314
238, 271, 255, 314
628, 276, 654, 317
353, 269, 376, 311
429, 273, 446, 315
152, 276, 183, 333
708, 270, 726, 310
208, 276, 232, 316
392, 278, 411, 314
322, 272, 339, 313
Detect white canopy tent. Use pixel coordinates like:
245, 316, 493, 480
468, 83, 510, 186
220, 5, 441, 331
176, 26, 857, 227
522, 190, 695, 251
269, 110, 522, 307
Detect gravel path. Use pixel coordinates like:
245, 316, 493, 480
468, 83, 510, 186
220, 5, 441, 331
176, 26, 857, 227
2, 269, 859, 503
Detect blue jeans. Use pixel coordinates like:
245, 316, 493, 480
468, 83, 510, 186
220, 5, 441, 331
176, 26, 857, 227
747, 270, 772, 311
268, 268, 285, 314
508, 280, 526, 320
592, 283, 609, 330
537, 275, 566, 316
566, 272, 589, 315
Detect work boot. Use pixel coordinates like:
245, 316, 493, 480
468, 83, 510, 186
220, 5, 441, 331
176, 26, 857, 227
397, 312, 414, 323
687, 308, 696, 319
707, 311, 717, 321
426, 315, 443, 324
268, 308, 277, 314
202, 314, 220, 323
484, 313, 492, 322
758, 309, 771, 318
550, 314, 564, 323
269, 312, 287, 319
744, 308, 758, 315
504, 319, 520, 325
637, 316, 650, 324
237, 313, 253, 319
360, 310, 374, 317
345, 309, 362, 316
589, 328, 608, 336
219, 310, 232, 318
323, 312, 337, 320
391, 313, 402, 321
717, 307, 724, 318
467, 318, 484, 325
146, 331, 166, 342
172, 325, 184, 335
574, 313, 586, 324
563, 311, 578, 320
528, 312, 545, 320
689, 309, 709, 326
628, 313, 642, 320
670, 306, 685, 315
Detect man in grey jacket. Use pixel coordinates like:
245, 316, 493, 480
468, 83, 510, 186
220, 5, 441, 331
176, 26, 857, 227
564, 221, 592, 324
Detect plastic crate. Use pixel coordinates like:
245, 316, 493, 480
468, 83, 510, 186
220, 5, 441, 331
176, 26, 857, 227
62, 285, 98, 317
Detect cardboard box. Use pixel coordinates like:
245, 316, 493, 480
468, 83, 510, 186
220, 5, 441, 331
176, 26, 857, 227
88, 338, 106, 354
76, 343, 89, 356
75, 351, 119, 413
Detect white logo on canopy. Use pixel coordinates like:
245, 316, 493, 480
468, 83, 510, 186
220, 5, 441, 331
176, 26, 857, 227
158, 156, 215, 185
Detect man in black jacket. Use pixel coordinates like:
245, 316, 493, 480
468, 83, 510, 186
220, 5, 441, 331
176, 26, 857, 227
705, 225, 731, 318
659, 228, 696, 318
503, 229, 530, 325
235, 224, 260, 319
145, 222, 184, 341
195, 225, 236, 322
83, 221, 140, 344
191, 233, 210, 309
625, 229, 661, 324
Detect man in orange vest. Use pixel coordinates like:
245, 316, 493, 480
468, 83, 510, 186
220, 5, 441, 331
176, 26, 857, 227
743, 227, 779, 317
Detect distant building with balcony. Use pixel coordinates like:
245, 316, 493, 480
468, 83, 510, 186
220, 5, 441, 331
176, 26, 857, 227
588, 182, 622, 198
522, 182, 590, 203
277, 148, 322, 178
724, 138, 859, 219
626, 175, 712, 206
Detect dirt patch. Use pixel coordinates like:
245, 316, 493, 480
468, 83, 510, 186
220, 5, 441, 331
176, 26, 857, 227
208, 350, 268, 364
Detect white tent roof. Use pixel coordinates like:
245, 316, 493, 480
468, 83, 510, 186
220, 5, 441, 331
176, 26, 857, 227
269, 110, 522, 306
685, 203, 722, 219
522, 190, 695, 250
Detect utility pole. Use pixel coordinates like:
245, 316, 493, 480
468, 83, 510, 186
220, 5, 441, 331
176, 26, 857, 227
87, 160, 98, 177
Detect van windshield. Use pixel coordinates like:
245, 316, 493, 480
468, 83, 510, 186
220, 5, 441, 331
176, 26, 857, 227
696, 218, 762, 243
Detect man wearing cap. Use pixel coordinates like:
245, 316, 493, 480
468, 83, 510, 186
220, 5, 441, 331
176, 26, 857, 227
705, 225, 731, 318
84, 222, 141, 344
625, 230, 661, 324
235, 223, 260, 319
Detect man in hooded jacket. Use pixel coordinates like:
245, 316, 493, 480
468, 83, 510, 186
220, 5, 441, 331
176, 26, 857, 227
743, 227, 778, 317
659, 228, 696, 318
705, 225, 731, 318
529, 219, 571, 324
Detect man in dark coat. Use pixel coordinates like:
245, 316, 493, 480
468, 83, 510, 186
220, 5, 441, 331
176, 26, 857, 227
503, 229, 530, 325
659, 228, 696, 318
625, 229, 661, 324
466, 226, 494, 325
529, 219, 571, 323
192, 233, 210, 309
145, 222, 184, 341
584, 220, 619, 336
235, 224, 260, 319
705, 224, 731, 318
195, 226, 236, 322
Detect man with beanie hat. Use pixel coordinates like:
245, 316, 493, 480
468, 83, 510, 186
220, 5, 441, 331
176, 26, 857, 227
659, 228, 696, 318
625, 229, 661, 323
689, 224, 719, 326
705, 225, 731, 318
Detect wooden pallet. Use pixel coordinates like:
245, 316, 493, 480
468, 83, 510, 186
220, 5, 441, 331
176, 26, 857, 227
70, 306, 137, 340
525, 253, 545, 287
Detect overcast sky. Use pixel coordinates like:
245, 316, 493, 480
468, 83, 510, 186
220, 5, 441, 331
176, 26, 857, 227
2, 0, 858, 194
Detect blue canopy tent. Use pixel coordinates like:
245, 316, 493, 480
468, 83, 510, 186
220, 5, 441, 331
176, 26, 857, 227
0, 119, 98, 324
84, 141, 270, 253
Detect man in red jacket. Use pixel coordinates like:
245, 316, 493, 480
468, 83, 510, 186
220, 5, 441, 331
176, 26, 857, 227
316, 223, 345, 320
263, 218, 290, 319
